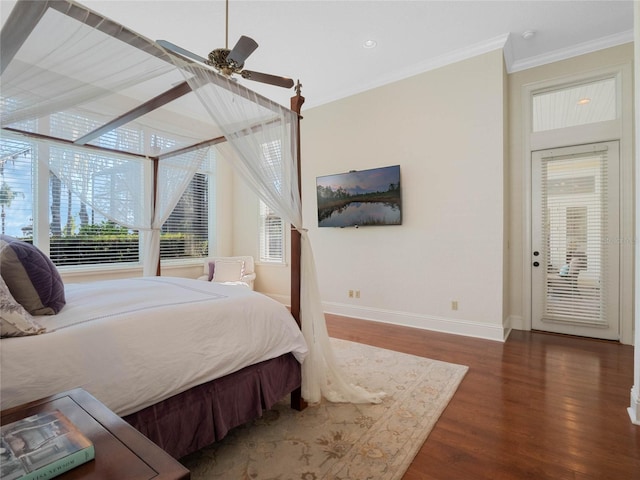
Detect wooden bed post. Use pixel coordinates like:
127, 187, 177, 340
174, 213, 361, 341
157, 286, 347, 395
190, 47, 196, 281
153, 157, 161, 276
290, 81, 307, 411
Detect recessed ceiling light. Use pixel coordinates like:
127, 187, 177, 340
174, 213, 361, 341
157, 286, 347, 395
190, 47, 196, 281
577, 98, 591, 105
363, 39, 377, 49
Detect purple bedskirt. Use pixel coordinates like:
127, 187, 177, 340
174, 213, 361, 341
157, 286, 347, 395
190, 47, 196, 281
123, 353, 301, 458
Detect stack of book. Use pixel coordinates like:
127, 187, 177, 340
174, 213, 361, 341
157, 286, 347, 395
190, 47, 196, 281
0, 410, 95, 480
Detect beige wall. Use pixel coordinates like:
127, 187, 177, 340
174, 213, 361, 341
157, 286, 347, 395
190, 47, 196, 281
63, 43, 633, 344
292, 49, 508, 340
231, 175, 291, 302
255, 43, 633, 341
631, 0, 639, 424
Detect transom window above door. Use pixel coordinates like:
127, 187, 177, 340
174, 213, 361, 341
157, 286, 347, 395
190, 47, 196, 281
532, 77, 617, 132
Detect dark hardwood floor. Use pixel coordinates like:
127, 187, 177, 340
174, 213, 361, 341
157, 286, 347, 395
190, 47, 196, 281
325, 314, 639, 480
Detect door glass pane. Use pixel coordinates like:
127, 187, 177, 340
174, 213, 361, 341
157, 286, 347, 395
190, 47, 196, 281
533, 77, 616, 132
542, 151, 607, 326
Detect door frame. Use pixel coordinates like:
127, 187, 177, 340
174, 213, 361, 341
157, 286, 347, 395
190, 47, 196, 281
521, 64, 634, 344
531, 141, 621, 339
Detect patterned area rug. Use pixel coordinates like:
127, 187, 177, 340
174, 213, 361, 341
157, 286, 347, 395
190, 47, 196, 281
181, 338, 468, 480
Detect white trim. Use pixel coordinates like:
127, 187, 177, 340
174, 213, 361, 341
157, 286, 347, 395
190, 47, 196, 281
631, 0, 640, 425
502, 32, 515, 73
629, 385, 640, 426
323, 302, 508, 342
270, 296, 512, 342
508, 30, 634, 73
618, 60, 636, 345
258, 200, 286, 265
311, 34, 509, 108
529, 120, 620, 152
310, 31, 634, 108
508, 314, 525, 331
522, 77, 534, 333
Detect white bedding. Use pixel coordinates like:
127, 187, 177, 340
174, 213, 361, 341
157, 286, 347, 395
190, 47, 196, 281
0, 277, 308, 416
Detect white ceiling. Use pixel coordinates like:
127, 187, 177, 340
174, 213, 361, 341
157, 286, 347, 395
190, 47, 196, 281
0, 0, 634, 109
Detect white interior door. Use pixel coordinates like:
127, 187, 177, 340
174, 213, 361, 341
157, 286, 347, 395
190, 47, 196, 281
531, 142, 620, 340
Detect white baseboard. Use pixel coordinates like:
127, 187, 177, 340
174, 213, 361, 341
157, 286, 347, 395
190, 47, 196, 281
508, 314, 525, 331
324, 302, 507, 342
629, 385, 640, 425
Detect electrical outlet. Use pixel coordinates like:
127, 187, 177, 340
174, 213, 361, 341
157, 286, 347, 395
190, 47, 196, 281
355, 290, 360, 299
348, 290, 354, 298
451, 300, 458, 311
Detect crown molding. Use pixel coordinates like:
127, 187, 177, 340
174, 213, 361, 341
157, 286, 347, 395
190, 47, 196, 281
306, 29, 633, 109
508, 29, 634, 73
310, 33, 510, 109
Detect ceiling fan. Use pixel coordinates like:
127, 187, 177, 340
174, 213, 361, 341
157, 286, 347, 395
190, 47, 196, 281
157, 0, 294, 89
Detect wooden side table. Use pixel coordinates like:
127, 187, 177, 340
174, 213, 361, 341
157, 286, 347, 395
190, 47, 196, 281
1, 388, 190, 479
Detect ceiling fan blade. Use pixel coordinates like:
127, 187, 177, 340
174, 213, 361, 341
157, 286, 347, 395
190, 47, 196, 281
241, 70, 295, 89
227, 35, 259, 66
157, 39, 207, 64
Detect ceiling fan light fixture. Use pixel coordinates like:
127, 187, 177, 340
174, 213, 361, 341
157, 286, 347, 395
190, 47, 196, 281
206, 47, 242, 77
363, 39, 377, 49
191, 0, 294, 87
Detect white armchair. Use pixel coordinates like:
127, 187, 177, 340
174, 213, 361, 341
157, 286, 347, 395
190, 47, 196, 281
197, 256, 256, 290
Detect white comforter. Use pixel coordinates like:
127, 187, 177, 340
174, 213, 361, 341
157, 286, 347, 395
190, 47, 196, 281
0, 277, 308, 416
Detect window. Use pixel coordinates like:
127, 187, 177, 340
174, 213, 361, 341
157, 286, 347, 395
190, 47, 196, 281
0, 136, 216, 269
0, 139, 32, 239
257, 139, 286, 264
1, 140, 141, 266
48, 170, 140, 266
532, 77, 617, 132
161, 172, 210, 260
259, 200, 284, 263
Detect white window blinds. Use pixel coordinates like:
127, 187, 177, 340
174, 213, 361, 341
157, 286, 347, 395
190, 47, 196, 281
0, 138, 141, 266
48, 171, 140, 265
259, 200, 284, 263
542, 148, 608, 326
161, 172, 210, 260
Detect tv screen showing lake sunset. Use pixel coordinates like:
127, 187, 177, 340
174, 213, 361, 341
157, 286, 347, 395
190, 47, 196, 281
316, 165, 402, 227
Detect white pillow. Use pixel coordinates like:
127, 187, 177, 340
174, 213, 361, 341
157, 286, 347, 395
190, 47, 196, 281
0, 275, 46, 337
212, 260, 245, 283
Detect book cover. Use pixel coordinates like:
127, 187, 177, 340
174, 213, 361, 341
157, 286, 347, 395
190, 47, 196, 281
0, 409, 95, 480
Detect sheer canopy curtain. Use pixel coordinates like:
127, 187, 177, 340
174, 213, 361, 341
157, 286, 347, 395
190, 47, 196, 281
143, 149, 209, 276
46, 146, 209, 277
1, 129, 205, 276
1, 0, 383, 404
168, 56, 384, 404
1, 2, 211, 275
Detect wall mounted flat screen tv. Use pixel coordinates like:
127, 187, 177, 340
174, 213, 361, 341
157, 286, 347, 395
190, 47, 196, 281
316, 165, 401, 227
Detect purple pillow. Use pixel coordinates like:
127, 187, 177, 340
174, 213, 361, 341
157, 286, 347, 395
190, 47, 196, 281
0, 235, 66, 315
208, 261, 215, 281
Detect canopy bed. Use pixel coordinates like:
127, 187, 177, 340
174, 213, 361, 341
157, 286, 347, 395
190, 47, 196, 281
0, 0, 383, 460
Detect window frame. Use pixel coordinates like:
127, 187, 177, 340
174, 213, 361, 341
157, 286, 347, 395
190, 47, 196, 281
1, 139, 217, 272
520, 62, 634, 344
258, 199, 285, 265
